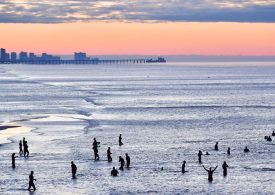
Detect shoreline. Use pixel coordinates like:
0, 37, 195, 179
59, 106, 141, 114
0, 123, 33, 145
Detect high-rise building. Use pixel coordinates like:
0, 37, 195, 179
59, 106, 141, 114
29, 53, 36, 61
74, 52, 87, 60
1, 48, 6, 61
19, 52, 28, 61
11, 52, 17, 61
5, 53, 10, 61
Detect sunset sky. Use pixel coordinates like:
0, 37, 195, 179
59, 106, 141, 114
0, 0, 275, 56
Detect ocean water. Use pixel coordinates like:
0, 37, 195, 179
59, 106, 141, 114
0, 62, 275, 194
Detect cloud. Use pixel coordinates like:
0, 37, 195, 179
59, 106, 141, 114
0, 0, 275, 23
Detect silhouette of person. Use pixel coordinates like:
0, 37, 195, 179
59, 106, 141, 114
28, 171, 36, 191
267, 136, 272, 141
107, 147, 112, 162
214, 142, 218, 151
23, 137, 27, 156
19, 140, 23, 155
182, 161, 186, 173
198, 150, 203, 163
202, 165, 218, 182
24, 141, 29, 157
92, 138, 100, 160
227, 147, 230, 155
111, 167, 119, 176
71, 161, 77, 179
272, 131, 275, 136
244, 146, 250, 153
125, 153, 130, 168
11, 153, 18, 168
119, 134, 123, 146
205, 152, 210, 155
222, 161, 229, 176
119, 156, 125, 170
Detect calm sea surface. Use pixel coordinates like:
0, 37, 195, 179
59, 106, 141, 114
0, 62, 275, 194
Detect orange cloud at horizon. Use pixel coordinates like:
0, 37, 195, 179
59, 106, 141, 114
0, 22, 275, 56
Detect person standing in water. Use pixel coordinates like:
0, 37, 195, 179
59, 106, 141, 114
244, 146, 250, 153
202, 165, 218, 182
71, 161, 77, 179
111, 167, 119, 176
214, 142, 219, 151
227, 147, 230, 155
92, 138, 100, 160
11, 153, 18, 168
119, 156, 125, 170
119, 134, 123, 146
182, 161, 186, 173
272, 131, 275, 136
24, 141, 30, 157
23, 137, 27, 156
125, 153, 130, 168
28, 171, 36, 191
198, 150, 203, 163
222, 161, 229, 176
19, 140, 23, 155
107, 147, 112, 162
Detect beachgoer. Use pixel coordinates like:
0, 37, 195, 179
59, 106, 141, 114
111, 167, 119, 176
202, 165, 218, 182
92, 138, 100, 160
71, 161, 77, 179
222, 161, 229, 176
272, 131, 275, 136
198, 150, 203, 163
215, 142, 218, 151
11, 153, 18, 168
119, 156, 125, 170
182, 161, 186, 173
244, 146, 250, 153
227, 147, 230, 155
19, 140, 23, 155
125, 153, 130, 168
119, 134, 123, 146
24, 141, 29, 157
23, 137, 27, 156
107, 147, 112, 162
267, 136, 272, 141
205, 152, 210, 155
28, 171, 36, 191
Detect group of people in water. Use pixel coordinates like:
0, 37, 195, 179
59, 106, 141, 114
9, 130, 275, 190
191, 137, 270, 182
12, 137, 30, 168
10, 137, 36, 191
265, 131, 275, 142
90, 134, 130, 177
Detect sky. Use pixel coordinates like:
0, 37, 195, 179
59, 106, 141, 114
0, 0, 275, 56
